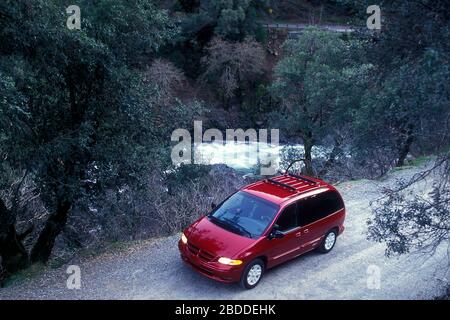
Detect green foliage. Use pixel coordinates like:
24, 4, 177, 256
240, 83, 272, 121
271, 29, 369, 138
0, 0, 186, 266
269, 28, 371, 174
339, 0, 450, 258
181, 0, 269, 41
0, 71, 28, 186
80, 0, 179, 66
0, 0, 178, 207
254, 25, 268, 44
354, 47, 450, 165
170, 0, 269, 77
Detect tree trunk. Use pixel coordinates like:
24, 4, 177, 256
236, 72, 244, 108
0, 198, 29, 275
318, 136, 343, 177
223, 94, 230, 111
30, 200, 71, 264
396, 125, 414, 167
303, 136, 314, 176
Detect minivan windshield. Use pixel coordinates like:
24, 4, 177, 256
208, 191, 279, 238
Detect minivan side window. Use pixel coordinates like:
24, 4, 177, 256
298, 191, 344, 226
275, 203, 298, 232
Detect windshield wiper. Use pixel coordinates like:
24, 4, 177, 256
208, 215, 253, 238
208, 216, 231, 230
220, 217, 253, 238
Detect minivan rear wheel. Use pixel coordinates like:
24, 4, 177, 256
239, 258, 265, 289
319, 230, 337, 253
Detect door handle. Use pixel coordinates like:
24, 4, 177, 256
304, 229, 309, 234
295, 231, 302, 237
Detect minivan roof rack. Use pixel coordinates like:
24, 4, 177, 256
284, 159, 317, 185
286, 173, 317, 185
265, 178, 297, 191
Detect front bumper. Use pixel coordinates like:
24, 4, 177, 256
178, 240, 243, 283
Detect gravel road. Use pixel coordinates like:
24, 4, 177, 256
1, 164, 448, 300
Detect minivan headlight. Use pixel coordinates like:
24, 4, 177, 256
181, 233, 188, 244
218, 257, 243, 266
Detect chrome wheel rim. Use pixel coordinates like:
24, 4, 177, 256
247, 264, 262, 286
324, 232, 336, 250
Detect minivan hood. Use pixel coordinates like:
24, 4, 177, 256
186, 216, 256, 258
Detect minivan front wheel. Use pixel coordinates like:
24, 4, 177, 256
240, 258, 265, 289
319, 230, 337, 253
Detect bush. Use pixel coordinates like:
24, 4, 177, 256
57, 164, 246, 256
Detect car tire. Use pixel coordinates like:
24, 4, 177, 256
318, 230, 337, 253
239, 258, 265, 289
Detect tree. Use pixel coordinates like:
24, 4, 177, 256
343, 0, 450, 266
345, 0, 450, 168
270, 28, 370, 176
201, 36, 266, 108
169, 0, 270, 77
181, 0, 270, 41
0, 69, 33, 274
357, 52, 449, 168
144, 59, 186, 107
0, 0, 177, 274
368, 154, 450, 260
351, 8, 450, 169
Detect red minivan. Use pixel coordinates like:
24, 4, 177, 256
179, 172, 345, 289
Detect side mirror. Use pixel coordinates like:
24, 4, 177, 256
268, 229, 284, 240
211, 202, 217, 209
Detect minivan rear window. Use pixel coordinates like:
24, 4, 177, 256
298, 191, 344, 226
